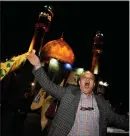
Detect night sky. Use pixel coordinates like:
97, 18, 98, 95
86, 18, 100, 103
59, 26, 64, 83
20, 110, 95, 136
1, 1, 129, 111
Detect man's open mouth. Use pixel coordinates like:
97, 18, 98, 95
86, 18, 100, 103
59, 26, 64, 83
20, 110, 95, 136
85, 82, 90, 87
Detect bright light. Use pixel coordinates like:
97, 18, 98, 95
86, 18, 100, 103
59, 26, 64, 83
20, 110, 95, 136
49, 6, 52, 10
99, 81, 103, 85
49, 58, 58, 66
49, 58, 59, 72
31, 82, 35, 86
94, 64, 98, 75
104, 82, 109, 87
75, 68, 84, 76
99, 81, 109, 87
64, 63, 72, 70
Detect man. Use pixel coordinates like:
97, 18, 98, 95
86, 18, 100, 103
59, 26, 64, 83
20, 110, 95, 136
26, 50, 129, 136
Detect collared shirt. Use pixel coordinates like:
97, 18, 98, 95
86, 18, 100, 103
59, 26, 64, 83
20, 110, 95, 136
68, 93, 99, 136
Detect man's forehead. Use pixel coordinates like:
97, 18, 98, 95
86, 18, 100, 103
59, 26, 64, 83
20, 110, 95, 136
84, 71, 93, 76
80, 71, 95, 79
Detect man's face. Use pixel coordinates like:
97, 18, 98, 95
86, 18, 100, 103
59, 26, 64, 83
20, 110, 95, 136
79, 71, 95, 95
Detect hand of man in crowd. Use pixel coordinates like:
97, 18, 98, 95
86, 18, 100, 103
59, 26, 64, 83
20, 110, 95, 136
26, 49, 41, 70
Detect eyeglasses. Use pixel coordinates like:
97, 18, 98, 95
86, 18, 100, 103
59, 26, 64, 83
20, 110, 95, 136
80, 94, 94, 111
80, 107, 94, 111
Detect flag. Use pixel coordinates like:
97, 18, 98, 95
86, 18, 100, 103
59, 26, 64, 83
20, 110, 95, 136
0, 53, 27, 80
41, 78, 65, 129
28, 36, 35, 52
30, 88, 54, 130
0, 36, 35, 81
30, 79, 65, 130
30, 88, 47, 110
41, 94, 53, 130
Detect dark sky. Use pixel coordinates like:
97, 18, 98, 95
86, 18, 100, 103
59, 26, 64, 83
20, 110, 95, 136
1, 1, 129, 111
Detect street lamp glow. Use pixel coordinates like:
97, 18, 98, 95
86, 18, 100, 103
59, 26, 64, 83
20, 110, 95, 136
31, 82, 35, 86
75, 68, 84, 76
64, 63, 72, 70
103, 82, 109, 87
49, 58, 59, 72
99, 81, 109, 87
